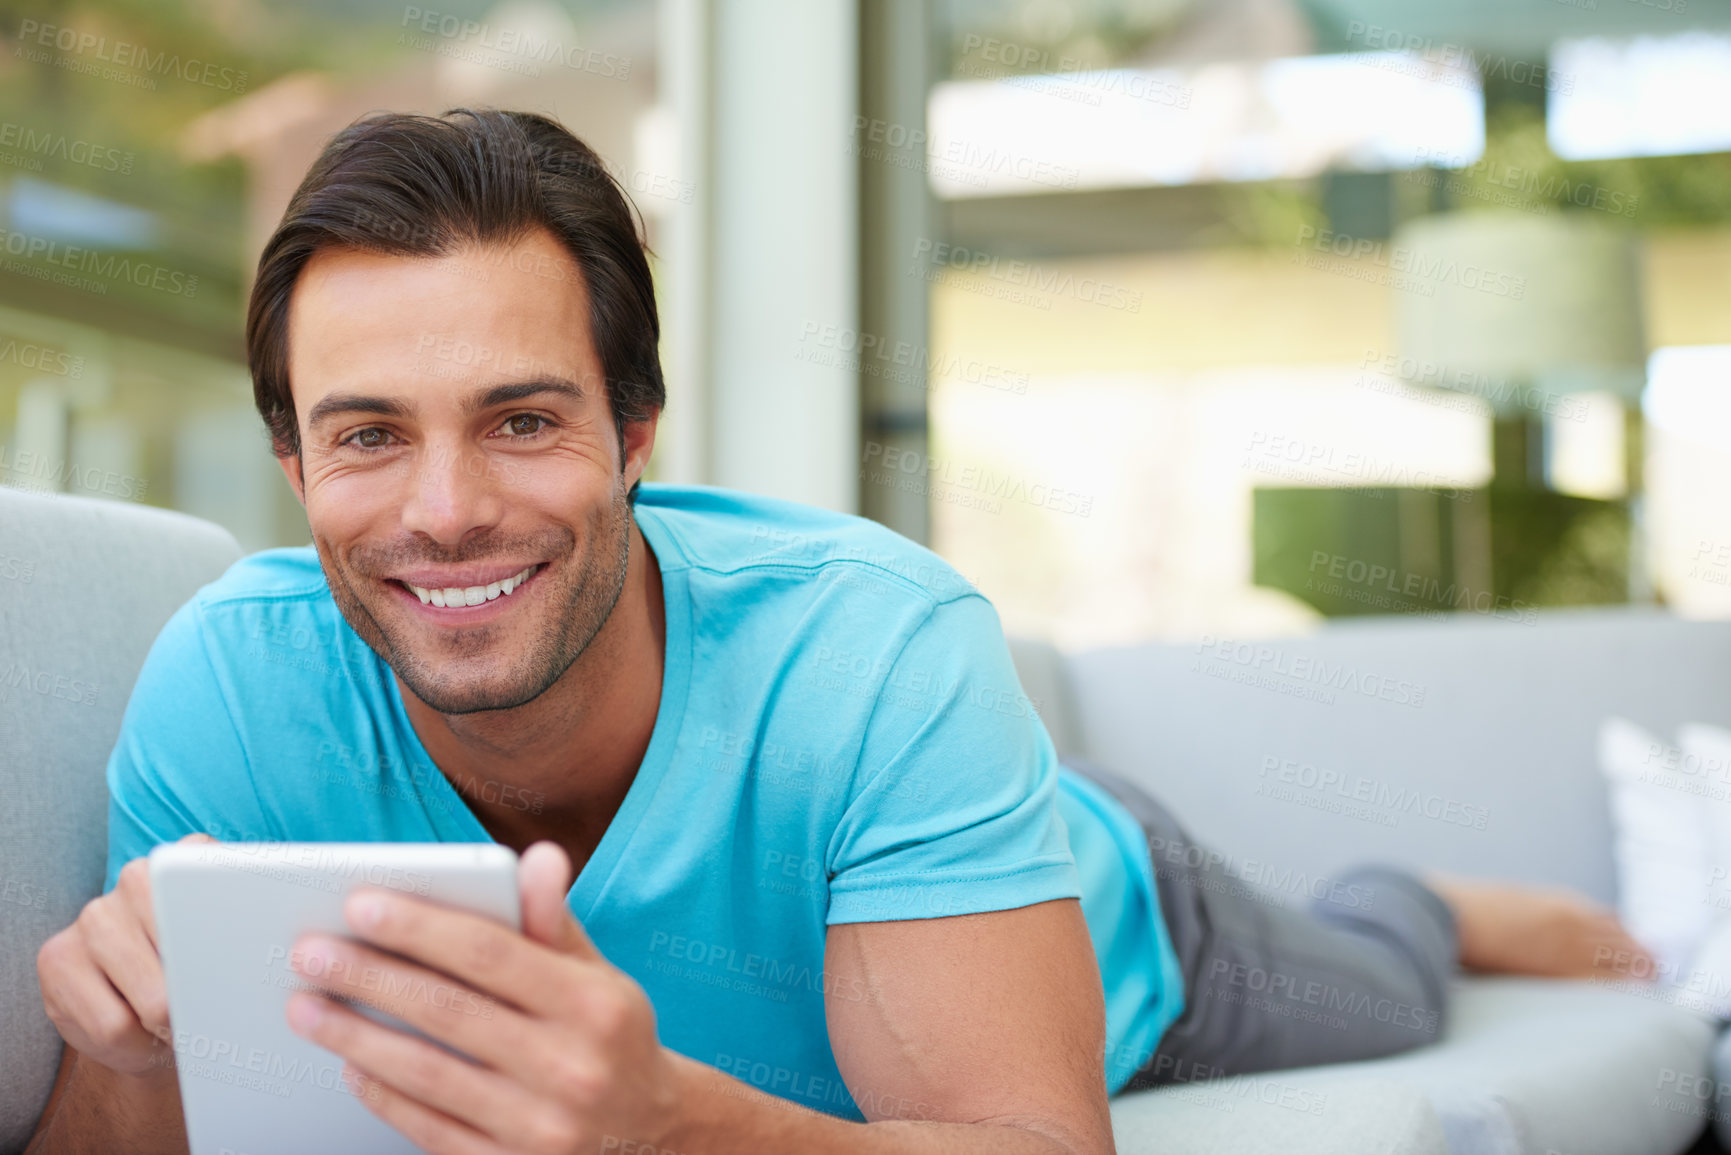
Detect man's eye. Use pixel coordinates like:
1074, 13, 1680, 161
504, 414, 548, 437
348, 428, 392, 450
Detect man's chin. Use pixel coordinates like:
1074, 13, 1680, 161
396, 667, 553, 715
384, 637, 561, 715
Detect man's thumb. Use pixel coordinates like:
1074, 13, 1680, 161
518, 842, 595, 957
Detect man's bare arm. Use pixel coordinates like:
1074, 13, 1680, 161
25, 1043, 186, 1155
662, 898, 1117, 1154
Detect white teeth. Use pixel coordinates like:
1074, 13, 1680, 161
405, 565, 536, 609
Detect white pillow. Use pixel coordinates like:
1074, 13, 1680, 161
1676, 724, 1731, 1016
1596, 716, 1712, 984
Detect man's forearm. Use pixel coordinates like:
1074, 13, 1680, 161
25, 1046, 187, 1155
656, 1053, 1104, 1155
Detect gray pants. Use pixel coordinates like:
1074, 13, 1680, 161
1066, 759, 1458, 1092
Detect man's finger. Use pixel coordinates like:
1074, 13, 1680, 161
38, 933, 160, 1072
81, 900, 171, 1040
288, 933, 526, 1068
337, 887, 597, 1010
519, 842, 600, 960
284, 994, 526, 1150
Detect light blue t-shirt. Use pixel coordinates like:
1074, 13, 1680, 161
103, 483, 1184, 1109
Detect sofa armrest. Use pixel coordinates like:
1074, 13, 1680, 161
1110, 1076, 1449, 1155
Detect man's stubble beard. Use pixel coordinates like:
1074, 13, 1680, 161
317, 483, 634, 715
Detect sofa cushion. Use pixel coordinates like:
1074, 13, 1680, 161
1059, 611, 1731, 906
0, 487, 241, 1154
1111, 1074, 1449, 1155
1109, 977, 1711, 1155
1257, 977, 1716, 1155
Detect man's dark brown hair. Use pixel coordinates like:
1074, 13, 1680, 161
246, 107, 664, 497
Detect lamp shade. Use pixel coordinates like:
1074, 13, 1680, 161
1394, 211, 1647, 410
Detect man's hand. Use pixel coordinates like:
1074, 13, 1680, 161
285, 841, 682, 1154
36, 832, 215, 1076
29, 834, 211, 1155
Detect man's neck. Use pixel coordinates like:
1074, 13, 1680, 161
396, 519, 666, 873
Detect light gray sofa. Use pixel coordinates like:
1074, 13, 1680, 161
0, 483, 1720, 1155
1011, 612, 1731, 1154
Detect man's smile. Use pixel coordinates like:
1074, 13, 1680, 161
388, 562, 546, 614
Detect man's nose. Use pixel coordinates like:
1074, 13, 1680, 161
398, 440, 506, 544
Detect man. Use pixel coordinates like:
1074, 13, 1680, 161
29, 109, 1648, 1155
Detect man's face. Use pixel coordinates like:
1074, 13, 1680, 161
279, 227, 653, 715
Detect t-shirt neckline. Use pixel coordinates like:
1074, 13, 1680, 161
380, 507, 693, 921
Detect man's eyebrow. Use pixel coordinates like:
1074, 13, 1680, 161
303, 377, 588, 433
465, 377, 587, 413
306, 393, 413, 431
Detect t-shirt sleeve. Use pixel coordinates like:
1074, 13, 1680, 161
823, 593, 1081, 924
102, 598, 270, 892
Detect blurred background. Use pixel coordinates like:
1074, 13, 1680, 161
3, 0, 1731, 650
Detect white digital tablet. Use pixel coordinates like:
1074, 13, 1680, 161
150, 842, 521, 1155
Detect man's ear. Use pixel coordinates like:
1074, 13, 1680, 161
276, 453, 306, 506
621, 409, 660, 490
